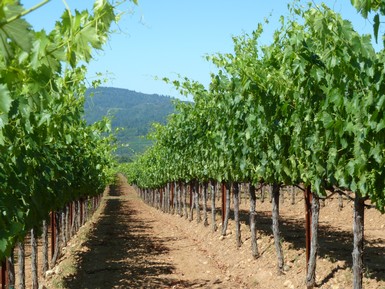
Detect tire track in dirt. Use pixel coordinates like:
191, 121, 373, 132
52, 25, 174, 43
60, 175, 243, 289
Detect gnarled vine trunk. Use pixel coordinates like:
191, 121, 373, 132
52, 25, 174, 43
18, 241, 25, 289
272, 183, 284, 273
211, 181, 217, 232
233, 182, 241, 247
84, 197, 89, 222
31, 228, 38, 289
189, 182, 194, 221
222, 182, 231, 236
249, 183, 259, 258
51, 211, 60, 267
352, 195, 365, 289
175, 182, 180, 216
61, 209, 67, 247
261, 184, 265, 203
306, 193, 320, 289
183, 183, 188, 219
65, 204, 70, 244
7, 248, 15, 289
42, 219, 49, 273
195, 182, 201, 223
202, 182, 208, 226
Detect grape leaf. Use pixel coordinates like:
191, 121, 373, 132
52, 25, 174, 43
0, 4, 33, 62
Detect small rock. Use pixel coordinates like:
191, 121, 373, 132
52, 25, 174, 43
283, 280, 294, 289
54, 266, 61, 274
219, 235, 225, 241
44, 270, 54, 277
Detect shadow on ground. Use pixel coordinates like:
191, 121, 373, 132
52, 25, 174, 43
228, 201, 385, 285
63, 183, 213, 289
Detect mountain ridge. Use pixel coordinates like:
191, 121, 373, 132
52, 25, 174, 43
84, 87, 177, 162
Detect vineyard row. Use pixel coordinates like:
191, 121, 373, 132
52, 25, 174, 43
131, 180, 380, 288
0, 193, 103, 289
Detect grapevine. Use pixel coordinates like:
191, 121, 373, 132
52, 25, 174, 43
125, 3, 385, 289
0, 0, 121, 261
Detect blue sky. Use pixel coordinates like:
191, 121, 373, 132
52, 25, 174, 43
24, 0, 382, 100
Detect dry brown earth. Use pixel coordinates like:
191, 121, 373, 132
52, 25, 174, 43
43, 175, 385, 289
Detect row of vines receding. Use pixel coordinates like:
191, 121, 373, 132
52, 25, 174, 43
0, 0, 125, 288
122, 2, 385, 289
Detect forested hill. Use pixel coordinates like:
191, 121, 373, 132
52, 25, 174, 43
84, 87, 176, 162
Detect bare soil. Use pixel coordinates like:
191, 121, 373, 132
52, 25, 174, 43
44, 175, 385, 289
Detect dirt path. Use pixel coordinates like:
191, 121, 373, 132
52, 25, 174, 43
44, 175, 385, 289
52, 176, 242, 289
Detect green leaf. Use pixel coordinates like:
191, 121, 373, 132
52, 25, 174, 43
0, 84, 11, 118
0, 30, 12, 60
65, 134, 72, 144
37, 112, 51, 127
322, 111, 334, 129
0, 238, 8, 254
245, 129, 251, 140
373, 14, 380, 43
0, 4, 33, 61
376, 119, 385, 132
94, 0, 106, 11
